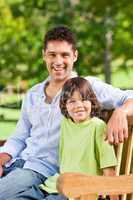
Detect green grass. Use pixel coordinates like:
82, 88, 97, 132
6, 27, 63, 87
98, 67, 133, 89
0, 108, 20, 140
0, 107, 20, 120
0, 121, 16, 140
112, 69, 133, 89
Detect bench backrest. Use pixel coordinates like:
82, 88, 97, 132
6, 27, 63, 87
57, 173, 133, 200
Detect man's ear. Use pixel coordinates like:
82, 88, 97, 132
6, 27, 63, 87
42, 49, 45, 61
73, 50, 78, 62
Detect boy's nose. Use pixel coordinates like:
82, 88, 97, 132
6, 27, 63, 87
75, 100, 83, 107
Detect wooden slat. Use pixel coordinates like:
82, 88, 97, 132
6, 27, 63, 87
128, 116, 133, 126
115, 143, 123, 175
57, 173, 133, 198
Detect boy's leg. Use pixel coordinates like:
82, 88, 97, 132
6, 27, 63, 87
0, 167, 46, 200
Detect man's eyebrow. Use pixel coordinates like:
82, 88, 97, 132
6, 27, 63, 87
47, 51, 56, 53
47, 51, 70, 54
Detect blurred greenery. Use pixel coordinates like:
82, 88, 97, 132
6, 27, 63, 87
0, 0, 133, 139
0, 0, 133, 87
0, 107, 20, 139
0, 121, 16, 139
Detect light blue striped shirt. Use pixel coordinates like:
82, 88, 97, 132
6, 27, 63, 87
1, 76, 133, 177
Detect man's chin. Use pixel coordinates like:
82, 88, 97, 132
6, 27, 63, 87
53, 74, 70, 82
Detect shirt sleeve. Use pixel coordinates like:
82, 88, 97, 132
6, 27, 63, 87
1, 92, 32, 159
95, 121, 117, 169
86, 76, 133, 109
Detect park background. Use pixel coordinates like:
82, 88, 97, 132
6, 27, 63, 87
0, 0, 133, 141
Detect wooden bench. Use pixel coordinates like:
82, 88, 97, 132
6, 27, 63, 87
57, 173, 133, 200
57, 115, 133, 200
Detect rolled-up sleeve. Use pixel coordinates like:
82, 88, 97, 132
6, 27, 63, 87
1, 93, 31, 158
86, 76, 133, 109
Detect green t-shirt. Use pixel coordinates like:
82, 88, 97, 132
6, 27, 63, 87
40, 117, 117, 193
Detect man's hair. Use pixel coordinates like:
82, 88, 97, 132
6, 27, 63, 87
60, 77, 101, 119
43, 26, 76, 50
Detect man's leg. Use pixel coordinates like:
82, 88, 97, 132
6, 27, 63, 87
0, 167, 46, 200
7, 185, 67, 200
45, 194, 68, 200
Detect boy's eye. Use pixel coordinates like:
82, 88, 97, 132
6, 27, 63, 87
82, 98, 87, 101
67, 100, 76, 104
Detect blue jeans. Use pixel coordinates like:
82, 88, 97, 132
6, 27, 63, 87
0, 159, 67, 200
7, 185, 67, 200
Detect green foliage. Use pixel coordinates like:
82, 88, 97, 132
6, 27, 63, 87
0, 0, 133, 85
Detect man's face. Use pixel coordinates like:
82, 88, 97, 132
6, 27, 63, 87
43, 40, 78, 83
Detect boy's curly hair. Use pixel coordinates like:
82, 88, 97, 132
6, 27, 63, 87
60, 77, 101, 119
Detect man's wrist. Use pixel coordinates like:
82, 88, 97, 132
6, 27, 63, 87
0, 152, 12, 166
115, 107, 128, 117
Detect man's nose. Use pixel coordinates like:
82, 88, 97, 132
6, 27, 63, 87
54, 55, 63, 65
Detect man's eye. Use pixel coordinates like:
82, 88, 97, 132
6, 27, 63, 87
62, 54, 69, 57
49, 54, 55, 57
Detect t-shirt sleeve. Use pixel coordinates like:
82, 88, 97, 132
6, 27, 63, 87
40, 173, 59, 193
95, 121, 117, 169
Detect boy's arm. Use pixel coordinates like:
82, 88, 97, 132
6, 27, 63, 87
103, 168, 119, 200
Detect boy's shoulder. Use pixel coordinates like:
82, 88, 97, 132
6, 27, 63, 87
91, 117, 107, 128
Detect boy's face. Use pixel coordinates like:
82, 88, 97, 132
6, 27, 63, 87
66, 90, 91, 123
43, 40, 78, 83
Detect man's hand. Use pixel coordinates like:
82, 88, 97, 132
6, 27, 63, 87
0, 152, 12, 177
0, 165, 3, 177
106, 108, 128, 144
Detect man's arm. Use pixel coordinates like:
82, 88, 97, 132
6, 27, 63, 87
0, 153, 12, 177
87, 76, 133, 144
0, 92, 31, 174
106, 98, 133, 144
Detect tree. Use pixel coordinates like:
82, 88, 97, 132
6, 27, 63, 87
0, 0, 133, 86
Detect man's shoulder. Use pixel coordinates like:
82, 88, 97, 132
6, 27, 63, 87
29, 81, 45, 93
84, 76, 101, 85
24, 80, 48, 101
27, 78, 49, 95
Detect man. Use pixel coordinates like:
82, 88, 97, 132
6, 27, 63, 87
0, 26, 133, 200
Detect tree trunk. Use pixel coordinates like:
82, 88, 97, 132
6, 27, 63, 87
103, 7, 113, 84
